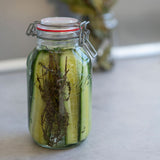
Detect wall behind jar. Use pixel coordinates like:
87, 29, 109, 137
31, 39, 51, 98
114, 0, 160, 46
0, 0, 72, 60
1, 0, 160, 60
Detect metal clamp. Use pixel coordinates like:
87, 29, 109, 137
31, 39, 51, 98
26, 21, 40, 36
80, 21, 97, 58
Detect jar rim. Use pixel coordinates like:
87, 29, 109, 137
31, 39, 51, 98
37, 17, 81, 33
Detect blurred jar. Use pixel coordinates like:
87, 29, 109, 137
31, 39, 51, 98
88, 13, 118, 71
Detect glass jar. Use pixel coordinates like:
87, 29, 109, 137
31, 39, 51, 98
26, 17, 97, 149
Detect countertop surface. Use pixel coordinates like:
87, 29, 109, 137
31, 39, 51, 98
1, 57, 160, 160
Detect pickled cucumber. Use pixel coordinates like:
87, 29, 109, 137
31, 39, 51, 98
27, 48, 91, 148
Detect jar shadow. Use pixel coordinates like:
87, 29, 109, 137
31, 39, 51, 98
0, 132, 79, 159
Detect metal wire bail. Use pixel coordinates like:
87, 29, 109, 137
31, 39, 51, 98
26, 21, 40, 36
80, 21, 97, 59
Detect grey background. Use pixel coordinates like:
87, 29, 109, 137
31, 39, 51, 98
0, 0, 160, 60
115, 0, 160, 46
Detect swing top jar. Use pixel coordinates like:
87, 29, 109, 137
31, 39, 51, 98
26, 17, 97, 149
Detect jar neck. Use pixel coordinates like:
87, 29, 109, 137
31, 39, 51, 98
37, 38, 79, 50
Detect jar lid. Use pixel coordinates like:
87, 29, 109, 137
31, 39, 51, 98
26, 17, 97, 58
37, 17, 80, 33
